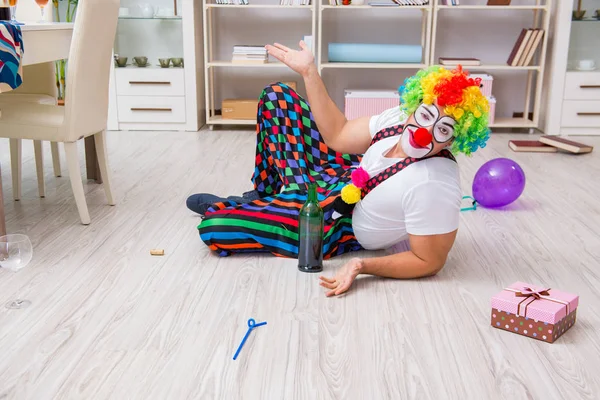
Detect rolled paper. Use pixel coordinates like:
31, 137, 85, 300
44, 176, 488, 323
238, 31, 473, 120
328, 43, 423, 64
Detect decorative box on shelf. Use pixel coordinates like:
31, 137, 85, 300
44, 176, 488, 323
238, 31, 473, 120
221, 99, 257, 120
470, 73, 494, 97
344, 89, 399, 120
491, 281, 579, 343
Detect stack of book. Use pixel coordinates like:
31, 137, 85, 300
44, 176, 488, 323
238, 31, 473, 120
280, 0, 310, 4
506, 28, 545, 67
334, 0, 428, 4
232, 45, 268, 64
391, 0, 429, 4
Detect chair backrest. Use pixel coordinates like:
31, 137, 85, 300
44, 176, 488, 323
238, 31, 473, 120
6, 63, 56, 98
62, 0, 120, 141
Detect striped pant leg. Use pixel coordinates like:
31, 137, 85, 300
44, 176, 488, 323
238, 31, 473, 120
198, 188, 363, 259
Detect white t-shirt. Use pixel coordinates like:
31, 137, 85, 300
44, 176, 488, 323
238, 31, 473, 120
351, 106, 462, 250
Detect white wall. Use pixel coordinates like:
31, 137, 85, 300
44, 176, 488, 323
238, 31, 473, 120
209, 0, 566, 124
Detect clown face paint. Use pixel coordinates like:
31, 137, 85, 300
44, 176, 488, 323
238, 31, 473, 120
400, 124, 433, 159
400, 102, 457, 159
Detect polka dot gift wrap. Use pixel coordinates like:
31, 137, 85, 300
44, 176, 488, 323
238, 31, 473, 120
490, 281, 579, 343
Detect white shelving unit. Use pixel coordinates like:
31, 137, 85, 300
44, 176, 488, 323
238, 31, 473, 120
202, 1, 317, 129
199, 0, 555, 132
430, 0, 552, 130
107, 0, 205, 132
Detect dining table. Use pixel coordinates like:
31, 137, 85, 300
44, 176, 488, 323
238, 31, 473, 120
0, 21, 75, 237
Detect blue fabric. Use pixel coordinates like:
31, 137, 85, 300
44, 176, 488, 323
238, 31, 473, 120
0, 21, 24, 92
328, 43, 422, 63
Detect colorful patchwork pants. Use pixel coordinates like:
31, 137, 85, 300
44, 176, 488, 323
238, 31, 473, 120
198, 82, 364, 259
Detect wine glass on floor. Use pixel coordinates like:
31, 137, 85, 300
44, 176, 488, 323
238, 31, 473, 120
34, 0, 48, 21
0, 234, 33, 272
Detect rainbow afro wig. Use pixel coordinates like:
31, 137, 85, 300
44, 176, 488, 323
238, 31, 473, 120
399, 65, 491, 155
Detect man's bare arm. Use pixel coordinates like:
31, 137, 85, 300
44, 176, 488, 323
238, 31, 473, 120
360, 230, 458, 278
266, 41, 372, 155
301, 66, 372, 154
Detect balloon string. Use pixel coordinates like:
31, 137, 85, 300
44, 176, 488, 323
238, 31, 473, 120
461, 195, 477, 212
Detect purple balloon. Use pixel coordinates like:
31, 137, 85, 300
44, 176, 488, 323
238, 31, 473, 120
472, 158, 526, 208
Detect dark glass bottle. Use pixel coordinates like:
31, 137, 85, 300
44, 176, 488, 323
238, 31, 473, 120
298, 183, 324, 273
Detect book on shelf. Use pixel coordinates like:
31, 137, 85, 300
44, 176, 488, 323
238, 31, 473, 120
390, 0, 429, 4
303, 35, 314, 53
233, 45, 267, 53
438, 57, 480, 66
232, 44, 268, 63
332, 0, 428, 4
508, 140, 558, 153
520, 29, 544, 66
280, 0, 311, 5
215, 0, 249, 4
487, 0, 511, 5
368, 1, 401, 5
538, 136, 594, 154
440, 0, 460, 5
507, 28, 544, 67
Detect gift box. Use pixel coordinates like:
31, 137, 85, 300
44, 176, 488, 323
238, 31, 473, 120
491, 282, 579, 343
470, 73, 494, 97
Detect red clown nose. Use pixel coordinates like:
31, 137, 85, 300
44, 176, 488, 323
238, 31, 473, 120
413, 127, 432, 147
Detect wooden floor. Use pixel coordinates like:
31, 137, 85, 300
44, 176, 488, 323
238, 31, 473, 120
0, 130, 599, 399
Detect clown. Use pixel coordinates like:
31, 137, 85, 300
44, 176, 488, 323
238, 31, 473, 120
188, 41, 490, 297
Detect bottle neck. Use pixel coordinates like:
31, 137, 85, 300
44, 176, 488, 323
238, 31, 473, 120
307, 183, 318, 202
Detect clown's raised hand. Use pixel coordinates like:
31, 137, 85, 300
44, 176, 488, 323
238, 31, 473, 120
266, 41, 315, 78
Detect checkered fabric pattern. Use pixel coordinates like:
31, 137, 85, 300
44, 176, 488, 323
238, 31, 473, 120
254, 82, 361, 196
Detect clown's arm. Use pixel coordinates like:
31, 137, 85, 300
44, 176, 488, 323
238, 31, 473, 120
360, 179, 461, 279
266, 41, 372, 155
362, 231, 457, 278
320, 180, 461, 296
319, 232, 456, 297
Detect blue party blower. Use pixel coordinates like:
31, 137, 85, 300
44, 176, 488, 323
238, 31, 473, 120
233, 318, 267, 360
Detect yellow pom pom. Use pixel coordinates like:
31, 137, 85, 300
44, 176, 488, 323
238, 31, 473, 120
341, 184, 362, 204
